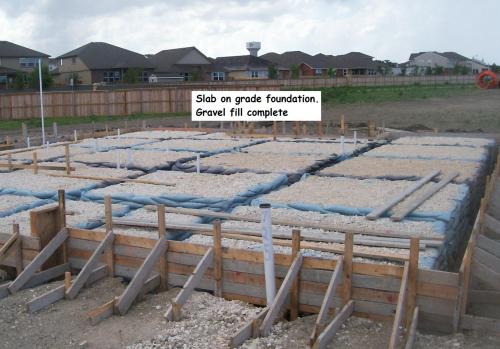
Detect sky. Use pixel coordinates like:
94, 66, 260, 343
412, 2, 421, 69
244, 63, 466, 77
1, 0, 499, 64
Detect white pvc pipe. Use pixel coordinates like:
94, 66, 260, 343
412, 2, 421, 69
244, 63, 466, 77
117, 128, 121, 138
260, 203, 275, 305
353, 131, 357, 146
45, 141, 49, 148
341, 136, 345, 154
26, 137, 30, 148
38, 59, 46, 146
74, 130, 77, 142
196, 154, 201, 174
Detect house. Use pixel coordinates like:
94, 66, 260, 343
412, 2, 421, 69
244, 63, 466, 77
261, 51, 329, 78
147, 46, 212, 81
54, 42, 154, 85
317, 52, 377, 76
0, 41, 50, 87
408, 51, 489, 74
209, 55, 273, 81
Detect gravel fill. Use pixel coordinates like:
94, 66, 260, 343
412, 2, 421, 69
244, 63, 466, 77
37, 162, 142, 178
393, 136, 494, 147
192, 132, 241, 139
71, 149, 196, 169
92, 171, 282, 199
127, 292, 260, 349
244, 141, 360, 156
72, 137, 155, 150
2, 145, 90, 162
0, 195, 39, 214
120, 130, 206, 139
261, 176, 465, 215
0, 170, 97, 194
137, 138, 257, 152
0, 199, 126, 235
319, 156, 482, 183
364, 144, 487, 161
185, 152, 328, 173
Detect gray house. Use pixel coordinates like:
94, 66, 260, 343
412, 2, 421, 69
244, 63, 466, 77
408, 51, 489, 74
147, 46, 212, 81
0, 41, 50, 86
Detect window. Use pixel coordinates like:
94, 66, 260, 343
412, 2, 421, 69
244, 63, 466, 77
343, 69, 348, 76
212, 72, 224, 81
250, 71, 259, 78
103, 71, 121, 83
72, 57, 76, 64
19, 57, 38, 67
315, 68, 323, 75
142, 71, 149, 82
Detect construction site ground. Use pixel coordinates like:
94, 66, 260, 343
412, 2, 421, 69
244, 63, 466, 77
0, 277, 499, 349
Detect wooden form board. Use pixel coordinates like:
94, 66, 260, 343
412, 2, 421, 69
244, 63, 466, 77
64, 227, 460, 333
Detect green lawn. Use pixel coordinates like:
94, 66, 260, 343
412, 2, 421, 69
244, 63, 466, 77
0, 112, 189, 131
292, 84, 477, 104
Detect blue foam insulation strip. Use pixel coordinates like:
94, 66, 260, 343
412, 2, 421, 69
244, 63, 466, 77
0, 195, 54, 218
0, 182, 105, 201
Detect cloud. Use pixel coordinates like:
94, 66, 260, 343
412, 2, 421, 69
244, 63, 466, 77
0, 0, 498, 64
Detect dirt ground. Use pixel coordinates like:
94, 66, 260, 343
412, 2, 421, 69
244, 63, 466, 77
1, 279, 500, 349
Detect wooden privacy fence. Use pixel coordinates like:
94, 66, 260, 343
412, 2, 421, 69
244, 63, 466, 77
0, 75, 474, 120
0, 84, 280, 120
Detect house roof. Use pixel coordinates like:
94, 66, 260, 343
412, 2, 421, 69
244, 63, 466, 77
0, 41, 49, 58
261, 51, 328, 69
212, 55, 271, 71
318, 52, 376, 69
56, 42, 154, 70
409, 51, 470, 62
148, 46, 211, 73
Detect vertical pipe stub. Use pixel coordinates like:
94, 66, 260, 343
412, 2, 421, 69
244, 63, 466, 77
260, 203, 275, 305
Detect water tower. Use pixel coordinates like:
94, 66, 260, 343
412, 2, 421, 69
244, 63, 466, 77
246, 42, 261, 57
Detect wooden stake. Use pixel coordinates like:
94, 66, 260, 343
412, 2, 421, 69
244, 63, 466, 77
13, 224, 23, 275
290, 229, 301, 320
272, 121, 277, 140
7, 153, 12, 171
104, 196, 114, 276
389, 261, 410, 349
302, 123, 308, 136
340, 115, 345, 135
32, 152, 38, 174
405, 238, 419, 328
213, 220, 223, 297
343, 232, 353, 305
64, 144, 71, 175
58, 190, 68, 263
64, 271, 72, 291
158, 204, 167, 291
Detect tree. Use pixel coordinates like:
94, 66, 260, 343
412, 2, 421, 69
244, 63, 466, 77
14, 72, 25, 90
123, 68, 143, 83
290, 64, 300, 79
327, 67, 336, 78
425, 66, 433, 76
189, 71, 202, 81
28, 64, 53, 89
491, 63, 500, 73
433, 65, 444, 75
268, 64, 278, 79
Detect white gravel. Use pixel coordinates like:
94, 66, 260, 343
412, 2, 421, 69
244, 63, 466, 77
91, 171, 282, 199
137, 138, 257, 152
393, 136, 494, 147
71, 149, 196, 169
319, 156, 482, 183
72, 137, 155, 150
192, 132, 241, 140
262, 176, 466, 214
0, 199, 126, 236
0, 195, 39, 214
120, 130, 205, 139
185, 152, 327, 173
0, 170, 97, 194
363, 144, 487, 161
244, 141, 361, 156
37, 162, 142, 178
2, 145, 90, 162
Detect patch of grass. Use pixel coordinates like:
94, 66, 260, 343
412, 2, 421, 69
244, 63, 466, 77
288, 84, 477, 104
0, 112, 189, 131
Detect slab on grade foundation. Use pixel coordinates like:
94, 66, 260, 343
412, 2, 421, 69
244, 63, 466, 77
392, 136, 495, 147
85, 171, 286, 203
35, 162, 143, 178
179, 152, 333, 175
363, 144, 488, 162
120, 130, 206, 139
0, 170, 100, 199
318, 156, 483, 184
0, 199, 127, 235
72, 137, 157, 151
71, 149, 196, 171
136, 138, 262, 153
243, 140, 362, 156
258, 175, 467, 218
